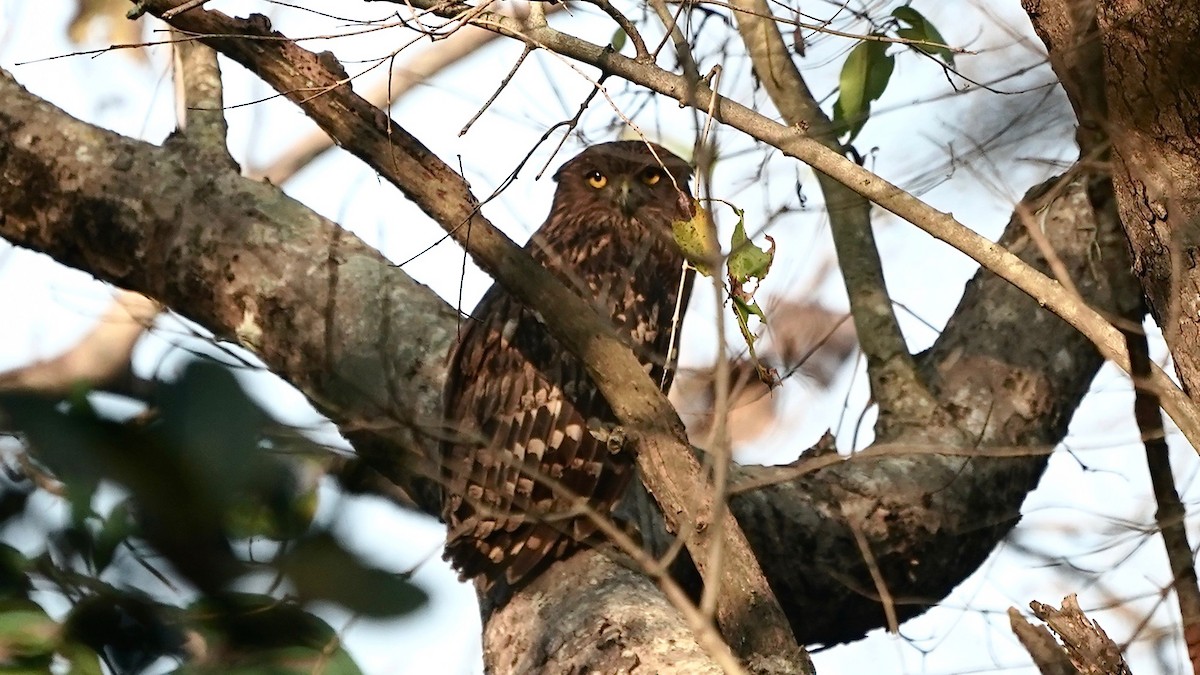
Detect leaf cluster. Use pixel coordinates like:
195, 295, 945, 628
0, 361, 425, 674
832, 5, 955, 142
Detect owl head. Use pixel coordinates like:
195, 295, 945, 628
551, 141, 694, 223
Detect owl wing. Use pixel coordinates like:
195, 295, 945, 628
441, 288, 635, 588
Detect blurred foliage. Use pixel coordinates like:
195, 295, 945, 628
0, 360, 425, 674
68, 0, 147, 62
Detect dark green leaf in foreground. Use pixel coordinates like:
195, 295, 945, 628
277, 533, 427, 618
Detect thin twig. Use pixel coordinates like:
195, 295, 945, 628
1015, 192, 1083, 299
585, 0, 649, 59
1126, 318, 1200, 671
253, 4, 567, 183
161, 0, 210, 19
459, 45, 532, 135
849, 522, 898, 633
649, 0, 700, 81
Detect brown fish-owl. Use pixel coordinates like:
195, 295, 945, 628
441, 141, 694, 593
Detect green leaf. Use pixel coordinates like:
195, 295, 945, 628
0, 545, 32, 600
0, 657, 55, 674
833, 37, 894, 141
892, 6, 955, 65
727, 217, 775, 284
610, 27, 627, 52
59, 641, 105, 675
92, 501, 134, 573
724, 212, 780, 387
64, 591, 185, 673
159, 361, 267, 512
836, 41, 871, 130
730, 297, 780, 387
184, 594, 364, 675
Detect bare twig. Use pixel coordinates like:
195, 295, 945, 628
849, 522, 898, 633
1126, 320, 1200, 674
459, 45, 532, 136
699, 207, 732, 623
250, 4, 564, 184
586, 0, 649, 59
160, 0, 210, 19
1016, 196, 1083, 300
648, 0, 700, 82
665, 0, 972, 55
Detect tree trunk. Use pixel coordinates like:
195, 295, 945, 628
1037, 0, 1200, 398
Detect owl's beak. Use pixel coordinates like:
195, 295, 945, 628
615, 177, 642, 216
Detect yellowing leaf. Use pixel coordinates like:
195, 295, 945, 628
672, 202, 721, 276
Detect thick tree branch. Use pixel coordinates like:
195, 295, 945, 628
1025, 9, 1200, 662
1022, 0, 1108, 157
170, 27, 232, 163
486, 553, 727, 674
0, 64, 457, 509
1092, 0, 1200, 400
729, 172, 1143, 644
1030, 0, 1200, 403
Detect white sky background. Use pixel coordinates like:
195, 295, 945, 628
0, 0, 1196, 673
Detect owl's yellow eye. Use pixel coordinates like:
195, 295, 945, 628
641, 168, 663, 186
585, 171, 608, 189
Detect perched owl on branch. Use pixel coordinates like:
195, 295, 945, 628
441, 141, 695, 592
